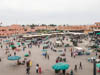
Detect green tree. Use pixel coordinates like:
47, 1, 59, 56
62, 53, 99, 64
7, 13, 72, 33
22, 25, 25, 27
30, 24, 36, 28
49, 24, 56, 26
41, 24, 47, 26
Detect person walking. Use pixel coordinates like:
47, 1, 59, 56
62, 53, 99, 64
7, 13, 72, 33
56, 59, 58, 63
51, 47, 53, 50
14, 52, 16, 56
71, 52, 73, 57
1, 45, 2, 48
96, 52, 98, 56
74, 64, 77, 71
26, 61, 30, 67
28, 50, 31, 56
70, 69, 73, 75
79, 62, 82, 70
47, 54, 49, 60
62, 70, 66, 75
36, 64, 39, 73
26, 67, 30, 75
70, 48, 72, 52
38, 66, 42, 74
29, 60, 32, 67
44, 53, 46, 59
45, 52, 47, 59
0, 58, 1, 62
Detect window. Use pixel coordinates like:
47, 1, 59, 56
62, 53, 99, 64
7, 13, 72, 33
2, 29, 6, 31
98, 27, 100, 29
24, 29, 27, 31
9, 29, 12, 31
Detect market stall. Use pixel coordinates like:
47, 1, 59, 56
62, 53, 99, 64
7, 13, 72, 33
55, 41, 63, 47
73, 47, 85, 55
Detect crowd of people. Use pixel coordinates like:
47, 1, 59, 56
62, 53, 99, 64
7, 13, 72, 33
0, 34, 98, 75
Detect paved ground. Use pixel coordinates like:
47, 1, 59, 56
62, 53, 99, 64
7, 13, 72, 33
0, 37, 100, 75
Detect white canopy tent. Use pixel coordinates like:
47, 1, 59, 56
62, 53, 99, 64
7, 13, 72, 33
74, 47, 84, 52
23, 34, 42, 38
56, 41, 62, 44
41, 34, 52, 36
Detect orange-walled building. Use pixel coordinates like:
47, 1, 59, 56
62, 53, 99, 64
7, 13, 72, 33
56, 25, 91, 34
0, 22, 100, 36
34, 26, 57, 30
0, 24, 36, 37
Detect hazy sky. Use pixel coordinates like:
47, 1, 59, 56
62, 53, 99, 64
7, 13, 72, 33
0, 0, 100, 25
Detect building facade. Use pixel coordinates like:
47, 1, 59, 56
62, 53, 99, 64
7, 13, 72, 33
0, 24, 35, 37
0, 22, 100, 36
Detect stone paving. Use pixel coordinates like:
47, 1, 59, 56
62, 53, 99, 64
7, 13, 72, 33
0, 37, 100, 75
